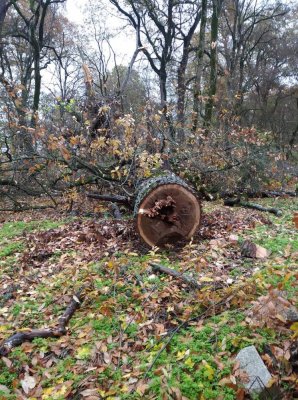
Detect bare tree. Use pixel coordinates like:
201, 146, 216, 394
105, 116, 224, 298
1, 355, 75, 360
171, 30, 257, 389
176, 2, 201, 136
192, 0, 207, 133
109, 0, 202, 139
220, 0, 288, 112
0, 0, 66, 154
9, 0, 67, 123
204, 0, 224, 127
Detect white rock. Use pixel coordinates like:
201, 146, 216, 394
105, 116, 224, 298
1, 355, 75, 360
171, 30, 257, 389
235, 345, 280, 397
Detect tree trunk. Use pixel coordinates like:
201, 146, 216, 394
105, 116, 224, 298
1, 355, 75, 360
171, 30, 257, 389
177, 51, 188, 139
134, 174, 201, 247
204, 0, 223, 127
192, 0, 207, 133
159, 68, 175, 154
32, 51, 42, 127
0, 0, 9, 40
159, 69, 168, 109
176, 8, 201, 141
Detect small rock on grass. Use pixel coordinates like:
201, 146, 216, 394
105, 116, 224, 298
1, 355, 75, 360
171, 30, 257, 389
286, 307, 298, 323
241, 240, 269, 259
228, 234, 239, 245
235, 345, 280, 399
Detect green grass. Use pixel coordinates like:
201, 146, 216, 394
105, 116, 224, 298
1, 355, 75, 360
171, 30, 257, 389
0, 219, 64, 242
252, 224, 298, 255
242, 197, 297, 257
0, 241, 24, 258
139, 309, 282, 399
0, 199, 297, 400
0, 219, 67, 261
92, 316, 120, 338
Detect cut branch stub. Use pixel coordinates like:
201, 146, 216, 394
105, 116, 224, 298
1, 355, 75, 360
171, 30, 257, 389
134, 174, 201, 247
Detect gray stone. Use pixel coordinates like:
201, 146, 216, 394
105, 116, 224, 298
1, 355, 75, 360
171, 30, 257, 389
285, 307, 298, 323
235, 345, 280, 399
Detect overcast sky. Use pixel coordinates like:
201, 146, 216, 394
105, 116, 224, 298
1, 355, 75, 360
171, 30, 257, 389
65, 0, 136, 64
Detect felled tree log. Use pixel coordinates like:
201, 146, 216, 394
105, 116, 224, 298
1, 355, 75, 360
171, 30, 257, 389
0, 288, 85, 356
263, 190, 297, 198
224, 198, 282, 216
88, 174, 201, 247
241, 240, 269, 259
134, 174, 201, 247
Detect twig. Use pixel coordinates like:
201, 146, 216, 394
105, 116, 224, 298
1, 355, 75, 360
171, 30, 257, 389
150, 263, 225, 290
0, 287, 86, 356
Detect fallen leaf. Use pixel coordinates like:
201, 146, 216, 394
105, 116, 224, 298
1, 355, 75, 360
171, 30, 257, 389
1, 357, 12, 368
80, 388, 99, 397
228, 234, 239, 244
21, 373, 36, 394
103, 352, 111, 364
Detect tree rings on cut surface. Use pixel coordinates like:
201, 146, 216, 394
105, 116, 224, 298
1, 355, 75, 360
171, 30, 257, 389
134, 174, 201, 247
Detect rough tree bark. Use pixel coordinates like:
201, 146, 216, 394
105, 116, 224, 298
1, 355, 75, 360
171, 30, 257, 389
0, 0, 9, 40
192, 0, 207, 133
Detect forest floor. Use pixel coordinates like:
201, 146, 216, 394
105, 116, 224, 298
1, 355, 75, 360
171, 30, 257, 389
0, 198, 297, 400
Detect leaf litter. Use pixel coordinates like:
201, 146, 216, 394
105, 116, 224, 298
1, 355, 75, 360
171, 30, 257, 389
0, 199, 297, 399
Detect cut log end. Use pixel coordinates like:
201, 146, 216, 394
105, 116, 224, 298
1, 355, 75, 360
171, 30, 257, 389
135, 177, 201, 247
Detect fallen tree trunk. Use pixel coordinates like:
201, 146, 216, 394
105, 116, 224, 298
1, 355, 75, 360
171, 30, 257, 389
89, 174, 201, 247
224, 198, 282, 216
0, 287, 85, 356
263, 190, 296, 198
134, 174, 201, 247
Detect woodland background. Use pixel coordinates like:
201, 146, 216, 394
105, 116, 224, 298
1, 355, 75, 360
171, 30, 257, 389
0, 2, 298, 400
0, 0, 297, 209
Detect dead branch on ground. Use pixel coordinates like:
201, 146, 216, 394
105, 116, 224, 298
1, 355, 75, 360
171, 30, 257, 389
87, 193, 132, 207
224, 198, 282, 216
0, 287, 87, 356
150, 263, 225, 290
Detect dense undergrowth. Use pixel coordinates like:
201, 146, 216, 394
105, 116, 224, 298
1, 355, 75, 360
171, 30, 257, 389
0, 198, 297, 400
